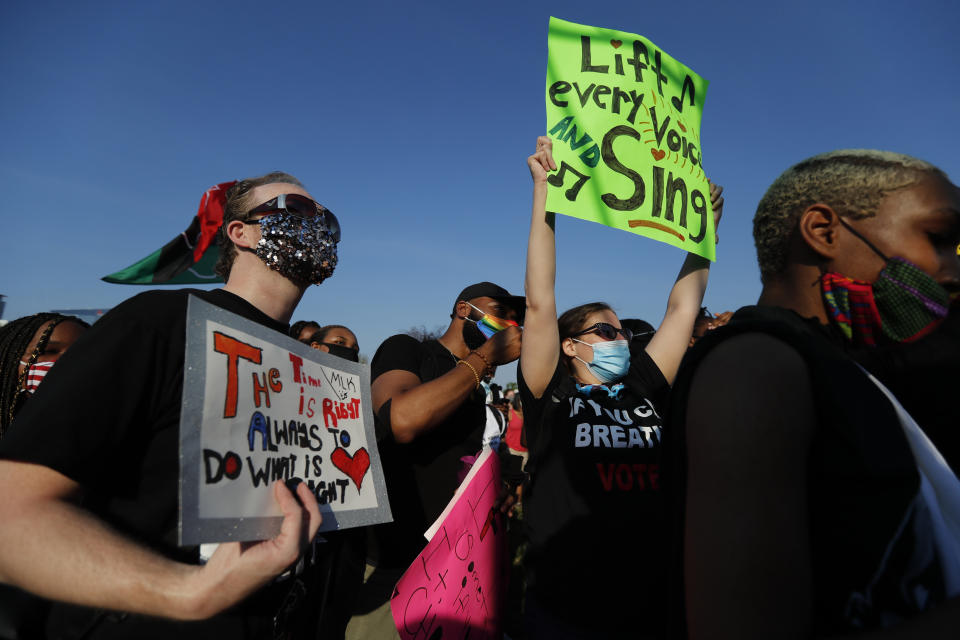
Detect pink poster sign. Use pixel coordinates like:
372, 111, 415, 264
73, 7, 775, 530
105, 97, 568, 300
391, 447, 507, 640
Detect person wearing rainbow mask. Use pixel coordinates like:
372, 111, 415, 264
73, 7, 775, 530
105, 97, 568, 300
345, 282, 523, 639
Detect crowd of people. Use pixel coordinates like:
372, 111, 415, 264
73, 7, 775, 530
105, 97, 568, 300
0, 137, 957, 640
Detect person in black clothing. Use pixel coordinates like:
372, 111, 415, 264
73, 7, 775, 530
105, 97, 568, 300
345, 281, 523, 639
302, 322, 365, 639
673, 150, 960, 638
518, 136, 722, 639
0, 172, 334, 638
0, 313, 87, 639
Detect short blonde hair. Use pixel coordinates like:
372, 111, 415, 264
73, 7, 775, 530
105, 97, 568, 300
215, 171, 305, 280
753, 150, 946, 283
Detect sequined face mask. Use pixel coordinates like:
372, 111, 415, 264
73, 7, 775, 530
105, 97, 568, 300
255, 210, 338, 285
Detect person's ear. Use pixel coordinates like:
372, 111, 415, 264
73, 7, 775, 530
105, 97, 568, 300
797, 204, 843, 262
454, 301, 471, 321
561, 337, 578, 359
225, 219, 260, 250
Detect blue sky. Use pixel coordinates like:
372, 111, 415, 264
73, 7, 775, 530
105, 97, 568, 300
2, 0, 958, 383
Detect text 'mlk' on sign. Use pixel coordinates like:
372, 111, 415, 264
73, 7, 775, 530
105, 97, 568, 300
178, 296, 392, 545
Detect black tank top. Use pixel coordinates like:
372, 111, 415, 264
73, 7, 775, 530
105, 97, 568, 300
665, 305, 947, 636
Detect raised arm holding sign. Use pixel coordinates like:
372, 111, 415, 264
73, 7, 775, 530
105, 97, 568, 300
518, 128, 721, 637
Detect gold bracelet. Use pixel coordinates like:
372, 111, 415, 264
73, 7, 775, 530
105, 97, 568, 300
457, 359, 481, 389
468, 350, 491, 375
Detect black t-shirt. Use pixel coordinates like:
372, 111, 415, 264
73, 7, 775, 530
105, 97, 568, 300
368, 335, 486, 569
0, 288, 306, 638
518, 343, 670, 634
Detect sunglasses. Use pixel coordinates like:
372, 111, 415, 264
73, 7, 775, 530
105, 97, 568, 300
242, 194, 341, 242
572, 322, 633, 342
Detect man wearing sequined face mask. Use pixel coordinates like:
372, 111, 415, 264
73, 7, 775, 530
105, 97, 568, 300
671, 151, 960, 638
0, 172, 330, 639
217, 176, 340, 287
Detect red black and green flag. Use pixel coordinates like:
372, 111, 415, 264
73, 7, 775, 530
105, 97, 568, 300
102, 181, 237, 285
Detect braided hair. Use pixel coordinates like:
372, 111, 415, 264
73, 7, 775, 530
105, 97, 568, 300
0, 313, 89, 436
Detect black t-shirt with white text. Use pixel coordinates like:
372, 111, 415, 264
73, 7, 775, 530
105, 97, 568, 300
518, 343, 670, 634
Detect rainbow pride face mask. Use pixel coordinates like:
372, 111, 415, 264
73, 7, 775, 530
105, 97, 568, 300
465, 301, 519, 339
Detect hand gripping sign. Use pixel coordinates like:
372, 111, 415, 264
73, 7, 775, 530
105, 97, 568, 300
546, 17, 715, 260
391, 447, 507, 640
178, 296, 391, 545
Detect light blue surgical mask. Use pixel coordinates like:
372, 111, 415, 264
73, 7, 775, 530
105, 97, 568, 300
572, 338, 630, 383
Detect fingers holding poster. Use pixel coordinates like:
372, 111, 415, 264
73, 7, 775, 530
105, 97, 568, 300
546, 16, 715, 260
179, 296, 392, 545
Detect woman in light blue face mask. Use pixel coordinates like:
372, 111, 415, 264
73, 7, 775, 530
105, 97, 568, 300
516, 136, 723, 640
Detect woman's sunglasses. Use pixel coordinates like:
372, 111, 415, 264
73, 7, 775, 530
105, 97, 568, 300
242, 194, 341, 241
572, 322, 633, 342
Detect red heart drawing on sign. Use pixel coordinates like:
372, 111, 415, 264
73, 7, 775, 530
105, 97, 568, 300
331, 446, 370, 492
651, 149, 666, 161
610, 39, 622, 48
678, 122, 686, 132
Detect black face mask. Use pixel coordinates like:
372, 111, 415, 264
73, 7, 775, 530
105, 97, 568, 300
461, 319, 487, 351
324, 343, 359, 362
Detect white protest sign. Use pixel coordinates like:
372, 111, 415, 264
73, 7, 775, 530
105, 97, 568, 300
178, 295, 392, 545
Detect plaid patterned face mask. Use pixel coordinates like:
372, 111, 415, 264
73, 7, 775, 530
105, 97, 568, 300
821, 218, 953, 345
822, 258, 952, 345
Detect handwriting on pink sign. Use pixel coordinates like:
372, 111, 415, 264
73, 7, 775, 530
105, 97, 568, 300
390, 448, 506, 640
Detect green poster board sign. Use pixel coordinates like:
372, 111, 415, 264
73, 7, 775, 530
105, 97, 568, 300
545, 17, 715, 260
